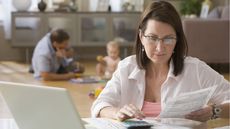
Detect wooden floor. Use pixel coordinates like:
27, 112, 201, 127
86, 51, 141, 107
0, 61, 228, 82
0, 60, 98, 83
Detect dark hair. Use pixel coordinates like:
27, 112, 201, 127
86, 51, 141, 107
135, 1, 188, 76
50, 29, 70, 44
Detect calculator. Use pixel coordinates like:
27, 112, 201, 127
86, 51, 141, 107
122, 120, 153, 129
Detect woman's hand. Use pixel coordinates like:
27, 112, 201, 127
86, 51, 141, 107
185, 105, 213, 122
115, 104, 145, 121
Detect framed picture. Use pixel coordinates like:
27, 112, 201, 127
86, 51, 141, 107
200, 4, 210, 18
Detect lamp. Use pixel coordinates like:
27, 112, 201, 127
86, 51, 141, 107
12, 0, 32, 11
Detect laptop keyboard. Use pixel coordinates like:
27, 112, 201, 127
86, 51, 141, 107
84, 118, 125, 129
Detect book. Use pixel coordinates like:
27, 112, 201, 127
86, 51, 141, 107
70, 76, 106, 84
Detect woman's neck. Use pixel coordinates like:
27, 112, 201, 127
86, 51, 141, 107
146, 62, 169, 78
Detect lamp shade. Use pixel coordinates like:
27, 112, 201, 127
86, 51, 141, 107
12, 0, 32, 11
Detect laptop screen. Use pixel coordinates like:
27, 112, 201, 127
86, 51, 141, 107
0, 81, 85, 129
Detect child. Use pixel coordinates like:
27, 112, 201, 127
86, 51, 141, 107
96, 41, 120, 79
64, 47, 85, 74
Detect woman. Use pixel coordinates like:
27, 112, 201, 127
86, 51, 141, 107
91, 1, 230, 122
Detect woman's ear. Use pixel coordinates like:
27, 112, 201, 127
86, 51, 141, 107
139, 29, 144, 45
139, 29, 142, 37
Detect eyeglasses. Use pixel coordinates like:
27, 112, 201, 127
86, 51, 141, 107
143, 35, 177, 45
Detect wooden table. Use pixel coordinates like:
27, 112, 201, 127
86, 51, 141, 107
0, 80, 229, 129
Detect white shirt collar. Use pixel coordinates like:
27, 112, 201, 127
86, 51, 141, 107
128, 65, 145, 80
128, 59, 180, 81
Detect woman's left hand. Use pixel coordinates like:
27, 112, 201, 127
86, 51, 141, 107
185, 105, 213, 122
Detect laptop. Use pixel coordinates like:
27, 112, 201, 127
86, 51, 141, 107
0, 81, 97, 129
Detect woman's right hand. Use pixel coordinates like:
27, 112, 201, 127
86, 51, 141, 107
115, 104, 145, 121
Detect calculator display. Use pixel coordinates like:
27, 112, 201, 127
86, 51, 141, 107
122, 120, 153, 129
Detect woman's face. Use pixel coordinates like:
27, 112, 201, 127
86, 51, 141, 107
140, 19, 177, 65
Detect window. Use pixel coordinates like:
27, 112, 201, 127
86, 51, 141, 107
0, 0, 38, 39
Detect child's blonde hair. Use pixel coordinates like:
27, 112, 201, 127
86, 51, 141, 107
106, 41, 120, 50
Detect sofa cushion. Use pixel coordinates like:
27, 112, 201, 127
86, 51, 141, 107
207, 6, 222, 19
221, 6, 229, 19
182, 19, 229, 63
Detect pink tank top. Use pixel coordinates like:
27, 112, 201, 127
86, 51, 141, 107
141, 101, 161, 117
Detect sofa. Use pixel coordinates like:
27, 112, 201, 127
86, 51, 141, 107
182, 6, 229, 64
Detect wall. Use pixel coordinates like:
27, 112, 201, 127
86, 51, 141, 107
212, 0, 229, 6
0, 40, 25, 61
0, 24, 25, 62
144, 0, 228, 12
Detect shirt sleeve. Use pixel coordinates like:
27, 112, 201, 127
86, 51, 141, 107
197, 61, 230, 104
91, 62, 122, 117
35, 55, 51, 73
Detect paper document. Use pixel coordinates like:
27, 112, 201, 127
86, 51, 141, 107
214, 126, 230, 129
144, 118, 203, 129
159, 85, 217, 118
84, 118, 127, 129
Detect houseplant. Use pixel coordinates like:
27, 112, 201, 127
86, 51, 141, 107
180, 0, 202, 17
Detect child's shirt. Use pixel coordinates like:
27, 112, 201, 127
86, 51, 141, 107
104, 56, 120, 78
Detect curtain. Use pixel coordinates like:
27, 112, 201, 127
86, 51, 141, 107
0, 0, 39, 39
1, 0, 12, 39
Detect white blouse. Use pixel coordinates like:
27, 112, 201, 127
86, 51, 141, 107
91, 55, 230, 117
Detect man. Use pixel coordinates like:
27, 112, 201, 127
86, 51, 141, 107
31, 29, 83, 81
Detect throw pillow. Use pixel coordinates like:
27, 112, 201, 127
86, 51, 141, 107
221, 6, 229, 19
207, 6, 222, 19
